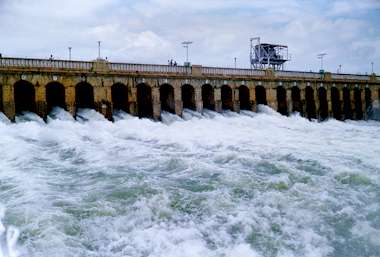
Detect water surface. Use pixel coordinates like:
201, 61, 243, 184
0, 107, 379, 257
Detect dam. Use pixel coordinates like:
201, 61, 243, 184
0, 57, 379, 121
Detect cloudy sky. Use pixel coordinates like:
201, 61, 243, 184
0, 0, 379, 74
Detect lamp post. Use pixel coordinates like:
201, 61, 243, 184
97, 41, 101, 60
371, 62, 374, 74
182, 41, 193, 65
68, 47, 72, 60
317, 53, 327, 71
234, 57, 237, 69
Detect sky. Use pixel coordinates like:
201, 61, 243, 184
0, 0, 379, 74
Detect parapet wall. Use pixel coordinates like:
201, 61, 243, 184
0, 57, 379, 121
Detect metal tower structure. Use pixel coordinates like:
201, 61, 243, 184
250, 37, 290, 70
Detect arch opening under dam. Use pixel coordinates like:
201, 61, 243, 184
182, 84, 196, 110
343, 87, 352, 120
255, 86, 267, 106
46, 82, 65, 114
137, 83, 153, 118
239, 85, 250, 110
202, 84, 214, 110
112, 83, 129, 113
76, 82, 94, 110
318, 87, 328, 121
277, 86, 287, 115
291, 86, 302, 114
331, 87, 341, 120
160, 84, 175, 114
221, 85, 233, 111
354, 88, 363, 120
14, 80, 35, 114
305, 86, 316, 119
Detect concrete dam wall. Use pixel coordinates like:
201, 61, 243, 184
0, 57, 379, 121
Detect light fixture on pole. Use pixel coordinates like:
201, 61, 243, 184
338, 64, 342, 74
182, 41, 193, 66
317, 53, 327, 72
234, 57, 237, 69
97, 41, 101, 60
68, 47, 72, 60
371, 62, 374, 74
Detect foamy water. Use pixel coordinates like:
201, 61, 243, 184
0, 107, 379, 257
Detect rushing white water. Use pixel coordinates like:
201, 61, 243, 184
0, 106, 380, 257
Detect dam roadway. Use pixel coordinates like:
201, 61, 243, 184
0, 57, 379, 121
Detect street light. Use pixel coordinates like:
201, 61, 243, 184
337, 64, 342, 74
182, 41, 193, 65
234, 57, 237, 69
97, 41, 101, 59
68, 47, 72, 60
317, 53, 327, 71
371, 62, 374, 74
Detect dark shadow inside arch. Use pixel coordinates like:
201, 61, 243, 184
277, 86, 287, 115
255, 86, 267, 105
160, 84, 175, 114
112, 83, 129, 113
305, 86, 316, 119
331, 87, 341, 120
46, 82, 65, 114
137, 83, 153, 118
14, 80, 35, 114
182, 84, 195, 110
354, 88, 363, 120
318, 87, 328, 121
291, 86, 302, 114
202, 84, 214, 110
343, 87, 352, 120
365, 88, 372, 117
76, 82, 94, 110
221, 85, 233, 110
239, 85, 250, 110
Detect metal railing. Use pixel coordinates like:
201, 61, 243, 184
275, 71, 321, 79
202, 66, 265, 76
331, 74, 370, 81
109, 62, 191, 74
0, 57, 93, 70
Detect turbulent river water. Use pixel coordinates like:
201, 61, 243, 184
0, 106, 379, 257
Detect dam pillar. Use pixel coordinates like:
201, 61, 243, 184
65, 86, 76, 116
129, 84, 138, 116
314, 86, 320, 120
286, 88, 292, 114
174, 85, 183, 116
372, 87, 379, 110
249, 85, 256, 112
2, 84, 15, 121
35, 83, 47, 119
214, 87, 222, 113
233, 88, 240, 113
195, 86, 203, 113
94, 85, 112, 120
350, 88, 356, 120
327, 86, 333, 118
266, 87, 277, 111
361, 87, 367, 120
152, 86, 161, 120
